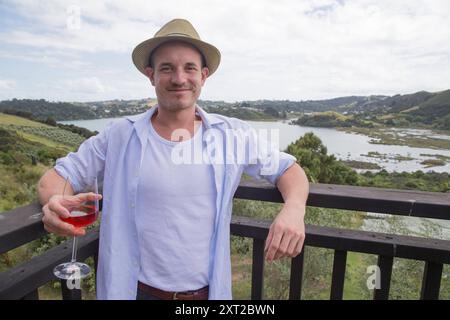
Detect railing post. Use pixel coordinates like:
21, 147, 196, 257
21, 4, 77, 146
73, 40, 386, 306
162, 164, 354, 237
251, 238, 265, 300
93, 252, 99, 278
373, 255, 393, 300
60, 279, 82, 300
289, 250, 304, 300
420, 261, 443, 300
330, 250, 347, 300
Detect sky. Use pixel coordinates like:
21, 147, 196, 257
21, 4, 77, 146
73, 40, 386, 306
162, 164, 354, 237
0, 0, 449, 103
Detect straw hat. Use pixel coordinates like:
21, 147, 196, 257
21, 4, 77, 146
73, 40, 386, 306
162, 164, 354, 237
132, 19, 221, 77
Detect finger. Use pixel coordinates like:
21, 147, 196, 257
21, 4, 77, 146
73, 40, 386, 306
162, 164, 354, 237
43, 223, 58, 235
43, 219, 71, 237
286, 236, 301, 257
273, 235, 293, 260
44, 224, 72, 237
264, 228, 274, 252
266, 226, 283, 262
47, 200, 71, 218
44, 211, 78, 236
295, 235, 305, 255
274, 250, 283, 260
42, 205, 76, 236
276, 232, 292, 259
59, 194, 95, 210
74, 228, 86, 236
74, 192, 102, 202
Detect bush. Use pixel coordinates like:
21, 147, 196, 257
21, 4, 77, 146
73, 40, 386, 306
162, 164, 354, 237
285, 132, 358, 185
0, 152, 15, 165
37, 148, 66, 164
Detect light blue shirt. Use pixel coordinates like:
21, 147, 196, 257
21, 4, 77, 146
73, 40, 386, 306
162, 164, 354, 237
54, 105, 296, 299
137, 118, 216, 291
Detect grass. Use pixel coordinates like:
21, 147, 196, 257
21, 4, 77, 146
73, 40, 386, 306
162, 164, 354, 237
0, 113, 51, 127
0, 164, 48, 211
365, 151, 386, 159
340, 160, 381, 170
392, 155, 415, 161
0, 112, 84, 151
16, 131, 72, 151
341, 127, 450, 150
231, 254, 252, 299
343, 252, 377, 300
420, 154, 450, 162
363, 151, 414, 162
420, 159, 446, 168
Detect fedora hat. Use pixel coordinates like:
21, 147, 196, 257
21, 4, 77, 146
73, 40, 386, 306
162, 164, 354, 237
132, 19, 221, 77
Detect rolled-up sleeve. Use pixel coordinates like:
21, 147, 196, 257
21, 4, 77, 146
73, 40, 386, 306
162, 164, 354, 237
54, 122, 113, 193
242, 124, 297, 185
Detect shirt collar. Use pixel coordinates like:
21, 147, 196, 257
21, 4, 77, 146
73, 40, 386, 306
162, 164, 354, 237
125, 104, 225, 146
194, 105, 224, 128
125, 104, 224, 127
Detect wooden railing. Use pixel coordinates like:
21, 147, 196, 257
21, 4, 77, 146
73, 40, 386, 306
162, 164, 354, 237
1, 180, 449, 300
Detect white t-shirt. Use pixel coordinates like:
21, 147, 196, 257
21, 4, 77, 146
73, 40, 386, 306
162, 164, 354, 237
136, 119, 216, 292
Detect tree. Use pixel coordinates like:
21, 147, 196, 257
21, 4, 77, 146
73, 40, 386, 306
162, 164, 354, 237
285, 132, 358, 184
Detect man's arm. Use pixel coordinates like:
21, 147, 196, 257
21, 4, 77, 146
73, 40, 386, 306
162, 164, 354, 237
38, 124, 109, 236
38, 168, 74, 205
38, 169, 101, 237
264, 162, 309, 262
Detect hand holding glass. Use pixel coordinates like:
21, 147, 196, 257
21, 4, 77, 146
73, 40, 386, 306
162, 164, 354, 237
53, 177, 100, 280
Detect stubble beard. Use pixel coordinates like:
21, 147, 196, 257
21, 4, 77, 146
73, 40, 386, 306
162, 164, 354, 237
157, 88, 201, 112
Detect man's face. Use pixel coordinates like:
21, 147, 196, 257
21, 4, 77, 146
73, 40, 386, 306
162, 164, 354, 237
145, 41, 209, 111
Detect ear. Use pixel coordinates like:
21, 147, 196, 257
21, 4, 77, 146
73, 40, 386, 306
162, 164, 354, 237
200, 67, 209, 86
144, 67, 155, 86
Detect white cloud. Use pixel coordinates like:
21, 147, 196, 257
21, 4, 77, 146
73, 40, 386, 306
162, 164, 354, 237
0, 79, 16, 90
0, 49, 89, 69
1, 0, 450, 101
65, 77, 105, 94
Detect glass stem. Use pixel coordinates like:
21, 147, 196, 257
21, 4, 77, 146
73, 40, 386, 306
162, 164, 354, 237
71, 236, 78, 263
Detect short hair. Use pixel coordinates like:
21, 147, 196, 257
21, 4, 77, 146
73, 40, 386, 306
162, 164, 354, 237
147, 41, 207, 69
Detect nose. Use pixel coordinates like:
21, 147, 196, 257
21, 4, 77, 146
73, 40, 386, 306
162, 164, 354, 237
170, 68, 187, 86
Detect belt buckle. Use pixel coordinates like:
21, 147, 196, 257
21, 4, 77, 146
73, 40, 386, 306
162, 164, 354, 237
172, 292, 178, 300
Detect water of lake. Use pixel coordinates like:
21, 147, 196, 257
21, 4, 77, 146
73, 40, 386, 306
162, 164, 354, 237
60, 117, 450, 173
59, 116, 450, 240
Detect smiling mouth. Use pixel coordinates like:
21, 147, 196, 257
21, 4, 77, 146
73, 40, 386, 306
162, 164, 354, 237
168, 88, 192, 92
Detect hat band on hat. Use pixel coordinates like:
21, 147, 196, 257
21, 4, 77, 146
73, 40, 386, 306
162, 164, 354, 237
148, 38, 208, 69
158, 32, 192, 38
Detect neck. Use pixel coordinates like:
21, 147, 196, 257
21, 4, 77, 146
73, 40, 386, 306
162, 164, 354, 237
151, 105, 201, 141
153, 105, 198, 130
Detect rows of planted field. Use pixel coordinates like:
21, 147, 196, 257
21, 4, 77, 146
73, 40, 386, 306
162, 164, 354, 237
1, 124, 85, 147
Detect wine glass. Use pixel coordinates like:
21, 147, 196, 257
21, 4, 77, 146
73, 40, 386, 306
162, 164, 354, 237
53, 176, 100, 280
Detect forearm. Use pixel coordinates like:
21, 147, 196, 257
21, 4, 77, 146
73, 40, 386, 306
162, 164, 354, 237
276, 163, 309, 216
38, 168, 74, 205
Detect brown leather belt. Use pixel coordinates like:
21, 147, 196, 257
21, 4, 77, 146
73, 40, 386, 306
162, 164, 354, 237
138, 281, 209, 300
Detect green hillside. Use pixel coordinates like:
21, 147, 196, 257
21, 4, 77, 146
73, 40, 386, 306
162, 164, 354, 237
0, 113, 54, 127
0, 99, 97, 121
0, 113, 85, 150
0, 113, 88, 210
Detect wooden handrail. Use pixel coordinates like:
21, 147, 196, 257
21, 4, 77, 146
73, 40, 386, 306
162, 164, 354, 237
1, 179, 449, 300
2, 179, 449, 255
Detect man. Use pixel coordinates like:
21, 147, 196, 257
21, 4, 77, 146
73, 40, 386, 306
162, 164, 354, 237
38, 19, 309, 300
